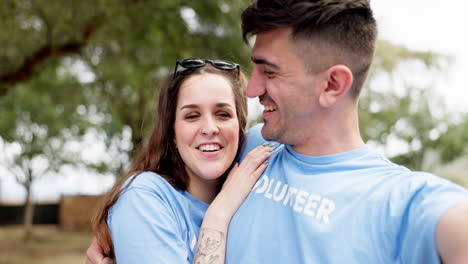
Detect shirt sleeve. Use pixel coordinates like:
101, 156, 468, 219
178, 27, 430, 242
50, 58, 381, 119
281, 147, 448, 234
396, 174, 468, 263
108, 186, 190, 264
239, 123, 268, 161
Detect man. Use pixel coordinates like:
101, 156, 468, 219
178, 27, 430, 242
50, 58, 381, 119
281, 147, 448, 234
88, 0, 468, 263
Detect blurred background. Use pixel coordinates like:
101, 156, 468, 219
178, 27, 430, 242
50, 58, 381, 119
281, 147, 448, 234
0, 0, 467, 263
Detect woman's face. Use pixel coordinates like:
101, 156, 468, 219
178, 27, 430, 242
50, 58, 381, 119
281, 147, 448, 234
174, 73, 240, 187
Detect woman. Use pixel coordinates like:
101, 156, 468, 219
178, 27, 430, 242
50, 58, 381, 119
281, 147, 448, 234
91, 58, 273, 263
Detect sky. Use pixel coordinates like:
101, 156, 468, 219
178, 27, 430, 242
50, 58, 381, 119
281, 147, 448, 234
372, 0, 468, 113
1, 1, 467, 203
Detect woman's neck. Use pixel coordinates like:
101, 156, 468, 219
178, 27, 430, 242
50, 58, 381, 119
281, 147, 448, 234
186, 174, 219, 204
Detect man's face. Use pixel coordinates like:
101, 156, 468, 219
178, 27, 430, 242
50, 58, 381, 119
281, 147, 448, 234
247, 28, 325, 146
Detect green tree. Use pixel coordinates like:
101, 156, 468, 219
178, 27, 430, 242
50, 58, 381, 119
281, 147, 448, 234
0, 0, 251, 168
358, 40, 458, 170
359, 40, 443, 145
1, 135, 64, 241
433, 114, 468, 164
0, 62, 85, 240
382, 88, 447, 171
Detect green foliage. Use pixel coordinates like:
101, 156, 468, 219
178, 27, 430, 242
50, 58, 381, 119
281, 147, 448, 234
433, 115, 468, 163
360, 40, 468, 171
0, 0, 252, 178
360, 41, 441, 147
0, 58, 85, 186
374, 39, 444, 73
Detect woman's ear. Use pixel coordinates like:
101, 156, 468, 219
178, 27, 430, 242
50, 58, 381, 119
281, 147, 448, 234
319, 65, 353, 107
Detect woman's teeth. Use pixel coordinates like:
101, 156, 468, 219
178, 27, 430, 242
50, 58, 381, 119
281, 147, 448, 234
199, 144, 221, 152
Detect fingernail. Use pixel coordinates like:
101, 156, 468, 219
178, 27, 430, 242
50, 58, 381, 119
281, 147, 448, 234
262, 143, 269, 147
263, 160, 269, 165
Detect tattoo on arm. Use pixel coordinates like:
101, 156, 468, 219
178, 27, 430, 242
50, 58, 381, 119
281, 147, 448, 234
193, 228, 225, 264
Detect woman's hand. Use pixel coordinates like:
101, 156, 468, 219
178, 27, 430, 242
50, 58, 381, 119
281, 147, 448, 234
193, 143, 273, 264
210, 143, 274, 223
86, 237, 115, 264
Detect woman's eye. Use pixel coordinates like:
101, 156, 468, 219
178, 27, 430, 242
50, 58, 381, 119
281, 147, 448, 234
185, 114, 199, 120
218, 112, 232, 118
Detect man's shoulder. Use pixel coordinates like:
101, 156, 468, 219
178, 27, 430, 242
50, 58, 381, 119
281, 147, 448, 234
240, 123, 282, 160
239, 123, 266, 159
383, 170, 468, 221
246, 123, 264, 141
395, 170, 467, 194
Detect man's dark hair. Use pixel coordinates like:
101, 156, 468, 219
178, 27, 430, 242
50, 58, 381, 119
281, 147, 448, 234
241, 0, 377, 97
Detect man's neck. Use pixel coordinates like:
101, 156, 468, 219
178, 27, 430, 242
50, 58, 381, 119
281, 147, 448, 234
290, 110, 364, 156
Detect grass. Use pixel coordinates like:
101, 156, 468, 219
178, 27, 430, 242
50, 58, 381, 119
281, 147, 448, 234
0, 225, 93, 264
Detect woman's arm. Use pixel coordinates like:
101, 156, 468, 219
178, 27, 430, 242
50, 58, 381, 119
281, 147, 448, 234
193, 144, 273, 263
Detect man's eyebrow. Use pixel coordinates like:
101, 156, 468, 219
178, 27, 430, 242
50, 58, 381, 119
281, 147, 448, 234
251, 56, 280, 70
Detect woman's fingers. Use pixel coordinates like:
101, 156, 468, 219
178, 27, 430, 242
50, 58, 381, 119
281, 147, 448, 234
236, 144, 273, 175
252, 160, 269, 179
224, 143, 274, 189
211, 143, 275, 220
224, 162, 239, 186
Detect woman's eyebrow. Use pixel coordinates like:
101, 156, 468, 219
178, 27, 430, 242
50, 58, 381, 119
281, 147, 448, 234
215, 103, 234, 109
180, 103, 234, 111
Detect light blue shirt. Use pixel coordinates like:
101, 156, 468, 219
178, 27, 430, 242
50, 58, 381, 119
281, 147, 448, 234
108, 124, 468, 263
226, 124, 468, 263
108, 172, 208, 263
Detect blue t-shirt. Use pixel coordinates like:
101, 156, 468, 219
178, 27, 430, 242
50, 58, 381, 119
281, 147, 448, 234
108, 171, 209, 263
226, 124, 468, 264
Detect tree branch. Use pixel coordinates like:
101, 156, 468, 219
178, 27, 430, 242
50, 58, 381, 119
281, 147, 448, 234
0, 20, 101, 96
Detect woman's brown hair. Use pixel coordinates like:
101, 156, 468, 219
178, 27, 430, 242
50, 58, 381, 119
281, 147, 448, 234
92, 63, 248, 257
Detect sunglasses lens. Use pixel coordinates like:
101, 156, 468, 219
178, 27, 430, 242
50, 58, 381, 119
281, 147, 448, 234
180, 59, 204, 68
211, 60, 237, 70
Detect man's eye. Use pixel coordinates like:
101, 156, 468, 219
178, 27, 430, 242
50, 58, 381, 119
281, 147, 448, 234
263, 70, 275, 77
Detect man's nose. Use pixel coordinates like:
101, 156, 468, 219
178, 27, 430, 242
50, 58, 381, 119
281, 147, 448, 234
246, 68, 266, 98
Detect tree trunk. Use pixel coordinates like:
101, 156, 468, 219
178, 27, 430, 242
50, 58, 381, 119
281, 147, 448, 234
23, 183, 35, 241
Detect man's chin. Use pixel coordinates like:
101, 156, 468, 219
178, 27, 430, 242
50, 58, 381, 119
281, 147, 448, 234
261, 125, 280, 142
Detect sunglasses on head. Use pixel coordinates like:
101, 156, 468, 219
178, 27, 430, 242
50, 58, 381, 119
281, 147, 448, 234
173, 58, 240, 78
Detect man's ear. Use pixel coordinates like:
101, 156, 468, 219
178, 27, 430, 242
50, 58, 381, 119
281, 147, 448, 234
319, 65, 353, 107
